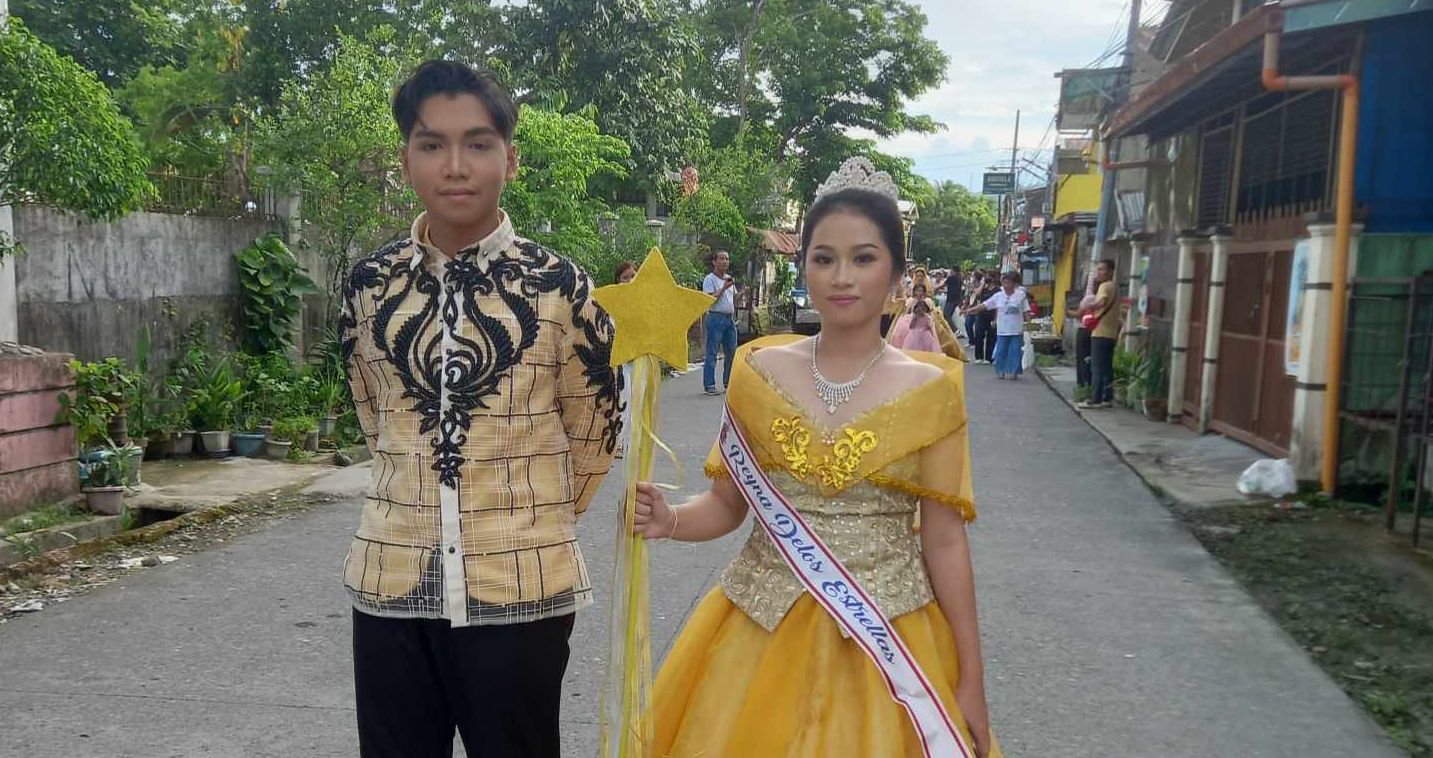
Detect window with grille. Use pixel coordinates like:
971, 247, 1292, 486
1197, 126, 1234, 228
1236, 90, 1336, 216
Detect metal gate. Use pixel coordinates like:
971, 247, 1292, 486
1209, 244, 1296, 454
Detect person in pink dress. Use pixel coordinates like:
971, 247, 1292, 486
899, 299, 943, 353
887, 284, 943, 354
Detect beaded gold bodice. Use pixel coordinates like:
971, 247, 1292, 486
703, 335, 978, 632
720, 470, 934, 632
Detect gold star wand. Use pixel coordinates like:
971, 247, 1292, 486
592, 247, 712, 758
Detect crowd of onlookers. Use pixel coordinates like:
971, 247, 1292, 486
621, 250, 1122, 397
899, 262, 1121, 391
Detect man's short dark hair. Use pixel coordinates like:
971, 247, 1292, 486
1100, 258, 1117, 271
392, 60, 517, 142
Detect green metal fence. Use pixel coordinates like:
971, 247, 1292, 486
1340, 271, 1433, 546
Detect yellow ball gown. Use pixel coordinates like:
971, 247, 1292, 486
651, 335, 999, 758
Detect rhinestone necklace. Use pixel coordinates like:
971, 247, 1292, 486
810, 334, 886, 415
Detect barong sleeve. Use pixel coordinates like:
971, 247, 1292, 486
557, 270, 623, 514
340, 262, 380, 449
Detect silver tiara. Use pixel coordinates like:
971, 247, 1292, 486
813, 157, 901, 202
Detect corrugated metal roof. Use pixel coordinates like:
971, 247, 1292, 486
1105, 4, 1356, 140
1284, 0, 1433, 32
751, 228, 800, 257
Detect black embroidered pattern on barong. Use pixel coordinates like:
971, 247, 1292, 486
345, 238, 622, 488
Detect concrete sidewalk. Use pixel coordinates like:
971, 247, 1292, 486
0, 361, 1405, 757
1036, 363, 1267, 509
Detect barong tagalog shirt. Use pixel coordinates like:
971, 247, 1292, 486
340, 210, 623, 627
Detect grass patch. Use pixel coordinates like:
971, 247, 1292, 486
1183, 501, 1433, 756
1, 502, 91, 538
1035, 354, 1060, 369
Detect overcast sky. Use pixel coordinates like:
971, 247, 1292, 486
874, 0, 1160, 191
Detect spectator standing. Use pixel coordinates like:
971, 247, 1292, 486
962, 272, 984, 361
964, 271, 1033, 379
1078, 259, 1120, 409
942, 268, 964, 328
702, 250, 739, 395
974, 271, 1000, 364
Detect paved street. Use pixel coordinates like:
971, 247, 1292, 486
0, 365, 1404, 757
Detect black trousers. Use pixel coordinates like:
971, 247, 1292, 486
353, 609, 577, 758
1075, 327, 1092, 388
1091, 336, 1117, 404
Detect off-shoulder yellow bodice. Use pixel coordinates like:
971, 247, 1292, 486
704, 335, 979, 631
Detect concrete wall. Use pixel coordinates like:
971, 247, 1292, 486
13, 205, 281, 369
0, 348, 77, 517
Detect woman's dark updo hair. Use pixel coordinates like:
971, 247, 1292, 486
798, 188, 907, 279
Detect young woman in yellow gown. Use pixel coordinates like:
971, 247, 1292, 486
632, 169, 998, 758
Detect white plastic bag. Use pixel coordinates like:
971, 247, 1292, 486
1021, 332, 1036, 371
1236, 458, 1298, 498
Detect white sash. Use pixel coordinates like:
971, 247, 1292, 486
718, 407, 974, 758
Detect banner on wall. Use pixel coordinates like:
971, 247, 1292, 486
1286, 238, 1311, 375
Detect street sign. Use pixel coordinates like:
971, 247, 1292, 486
982, 172, 1014, 195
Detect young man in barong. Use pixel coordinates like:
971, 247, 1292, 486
339, 60, 622, 758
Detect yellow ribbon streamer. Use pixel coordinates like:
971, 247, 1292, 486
600, 355, 665, 758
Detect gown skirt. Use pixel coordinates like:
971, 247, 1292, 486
651, 588, 1001, 757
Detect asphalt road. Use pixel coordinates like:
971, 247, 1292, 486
0, 364, 1404, 757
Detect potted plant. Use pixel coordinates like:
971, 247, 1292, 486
58, 358, 141, 451
252, 362, 295, 436
316, 378, 347, 437
231, 397, 268, 457
1139, 347, 1170, 421
1112, 348, 1142, 409
267, 417, 311, 460
189, 359, 244, 457
145, 399, 182, 459
294, 415, 320, 453
82, 446, 132, 515
125, 326, 163, 463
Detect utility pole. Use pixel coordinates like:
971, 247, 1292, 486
997, 110, 1020, 270
1008, 110, 1020, 272
1088, 0, 1144, 286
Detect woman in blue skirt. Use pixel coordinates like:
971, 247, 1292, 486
963, 271, 1032, 379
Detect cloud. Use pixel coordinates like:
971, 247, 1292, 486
879, 0, 1133, 189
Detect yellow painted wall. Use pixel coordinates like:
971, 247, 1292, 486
1054, 172, 1104, 219
1051, 233, 1077, 338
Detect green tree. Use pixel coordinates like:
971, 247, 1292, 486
673, 186, 748, 251
116, 20, 253, 181
235, 0, 402, 108
695, 0, 946, 158
0, 18, 152, 257
692, 132, 791, 230
504, 106, 632, 277
505, 0, 709, 184
392, 0, 509, 72
11, 0, 190, 86
790, 130, 932, 209
254, 28, 417, 311
908, 181, 997, 269
236, 0, 517, 109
